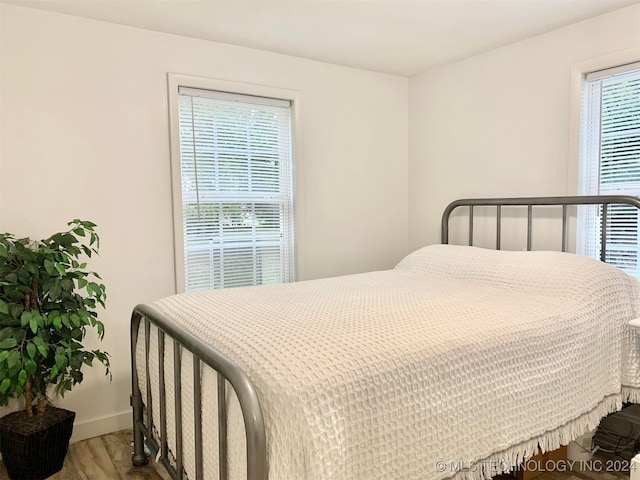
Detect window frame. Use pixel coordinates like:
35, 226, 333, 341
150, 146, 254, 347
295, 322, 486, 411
576, 63, 640, 275
568, 48, 640, 258
167, 74, 302, 293
569, 48, 640, 194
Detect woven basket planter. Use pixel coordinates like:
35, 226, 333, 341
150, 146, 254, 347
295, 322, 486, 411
0, 407, 75, 480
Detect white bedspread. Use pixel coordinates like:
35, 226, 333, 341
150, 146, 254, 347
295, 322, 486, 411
138, 245, 640, 480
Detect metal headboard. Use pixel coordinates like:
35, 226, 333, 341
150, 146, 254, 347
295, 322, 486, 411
441, 195, 640, 261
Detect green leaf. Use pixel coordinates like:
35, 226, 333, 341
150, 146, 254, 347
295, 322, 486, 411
77, 278, 88, 289
26, 342, 36, 359
0, 338, 16, 349
14, 384, 22, 398
7, 350, 19, 370
0, 328, 11, 341
55, 263, 66, 275
0, 243, 7, 258
1, 378, 10, 394
20, 311, 31, 327
44, 258, 54, 275
24, 359, 37, 375
32, 337, 48, 357
55, 354, 67, 371
50, 365, 58, 379
60, 233, 76, 247
18, 369, 26, 386
73, 228, 85, 237
71, 370, 83, 384
37, 344, 48, 358
53, 315, 62, 330
50, 282, 62, 301
29, 318, 38, 334
61, 379, 72, 396
0, 351, 9, 364
69, 356, 81, 371
0, 299, 8, 316
10, 304, 23, 320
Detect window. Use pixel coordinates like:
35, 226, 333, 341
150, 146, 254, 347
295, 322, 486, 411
578, 63, 640, 277
171, 84, 295, 292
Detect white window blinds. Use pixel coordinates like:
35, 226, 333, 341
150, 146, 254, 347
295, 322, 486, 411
578, 63, 640, 277
176, 87, 294, 291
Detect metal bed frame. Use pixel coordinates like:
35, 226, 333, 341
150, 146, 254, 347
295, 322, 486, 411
130, 195, 640, 480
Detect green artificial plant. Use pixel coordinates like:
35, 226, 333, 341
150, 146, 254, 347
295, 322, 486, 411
0, 220, 110, 417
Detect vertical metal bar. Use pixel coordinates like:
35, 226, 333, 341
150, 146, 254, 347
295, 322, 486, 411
441, 210, 450, 244
468, 205, 474, 246
527, 205, 533, 251
174, 340, 183, 480
496, 205, 502, 250
158, 331, 168, 459
144, 319, 153, 439
218, 374, 228, 480
562, 204, 569, 253
193, 357, 203, 480
130, 312, 148, 466
601, 203, 608, 262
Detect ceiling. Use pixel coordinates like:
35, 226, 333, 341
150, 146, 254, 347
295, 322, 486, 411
2, 0, 639, 76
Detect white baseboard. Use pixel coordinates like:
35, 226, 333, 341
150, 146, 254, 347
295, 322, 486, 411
70, 411, 132, 443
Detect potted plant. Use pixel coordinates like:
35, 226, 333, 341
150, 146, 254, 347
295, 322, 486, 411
0, 220, 110, 479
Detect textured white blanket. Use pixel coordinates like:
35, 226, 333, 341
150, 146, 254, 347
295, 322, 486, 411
139, 245, 640, 480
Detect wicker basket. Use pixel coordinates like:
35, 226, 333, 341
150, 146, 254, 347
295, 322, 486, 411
0, 407, 75, 480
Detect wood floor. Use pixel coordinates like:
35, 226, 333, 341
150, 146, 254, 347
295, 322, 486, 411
0, 429, 632, 479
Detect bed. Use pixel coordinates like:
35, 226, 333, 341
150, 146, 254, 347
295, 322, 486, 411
130, 195, 640, 480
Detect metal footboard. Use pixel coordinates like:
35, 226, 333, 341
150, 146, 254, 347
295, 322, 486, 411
441, 195, 640, 260
130, 304, 267, 480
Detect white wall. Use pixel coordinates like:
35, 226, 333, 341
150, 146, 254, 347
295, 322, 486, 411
408, 4, 640, 250
0, 4, 409, 439
4, 0, 637, 443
